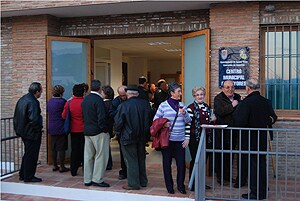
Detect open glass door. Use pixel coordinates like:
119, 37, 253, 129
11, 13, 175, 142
46, 36, 91, 163
47, 36, 91, 100
182, 29, 210, 105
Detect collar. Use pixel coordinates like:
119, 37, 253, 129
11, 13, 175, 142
90, 91, 102, 98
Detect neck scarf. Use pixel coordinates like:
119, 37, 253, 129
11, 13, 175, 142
194, 101, 201, 141
167, 98, 179, 112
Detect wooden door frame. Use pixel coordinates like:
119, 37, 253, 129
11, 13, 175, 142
46, 36, 92, 164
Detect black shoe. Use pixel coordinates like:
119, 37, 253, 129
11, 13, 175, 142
59, 167, 70, 173
178, 188, 186, 194
84, 182, 93, 186
205, 185, 211, 189
118, 174, 127, 180
242, 193, 265, 200
53, 166, 59, 171
92, 181, 110, 187
234, 182, 246, 188
24, 176, 42, 182
19, 176, 24, 181
167, 189, 175, 194
106, 167, 112, 170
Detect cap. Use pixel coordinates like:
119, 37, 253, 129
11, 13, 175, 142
125, 84, 138, 92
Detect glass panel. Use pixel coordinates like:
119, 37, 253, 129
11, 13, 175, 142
275, 31, 282, 55
183, 34, 206, 105
51, 41, 88, 99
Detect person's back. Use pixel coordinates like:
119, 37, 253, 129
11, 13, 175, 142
82, 93, 107, 135
115, 96, 151, 145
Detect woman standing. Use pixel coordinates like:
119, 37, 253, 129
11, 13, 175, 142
186, 86, 216, 190
47, 85, 70, 173
153, 82, 192, 194
62, 84, 85, 176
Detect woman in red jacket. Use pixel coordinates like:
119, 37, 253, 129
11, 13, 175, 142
62, 84, 85, 176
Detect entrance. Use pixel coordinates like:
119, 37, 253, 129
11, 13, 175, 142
46, 29, 210, 164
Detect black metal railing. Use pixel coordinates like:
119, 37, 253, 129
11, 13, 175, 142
1, 117, 23, 177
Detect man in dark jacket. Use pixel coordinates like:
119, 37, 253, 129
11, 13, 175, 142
114, 85, 152, 190
13, 82, 43, 182
109, 85, 128, 180
214, 80, 242, 184
137, 76, 149, 101
82, 80, 110, 188
153, 79, 169, 111
234, 78, 277, 200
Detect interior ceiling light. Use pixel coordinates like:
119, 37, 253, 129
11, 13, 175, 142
147, 41, 171, 46
164, 49, 181, 52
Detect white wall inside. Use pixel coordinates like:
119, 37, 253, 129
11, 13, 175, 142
127, 57, 148, 85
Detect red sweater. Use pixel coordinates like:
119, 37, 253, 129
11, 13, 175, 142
62, 96, 84, 133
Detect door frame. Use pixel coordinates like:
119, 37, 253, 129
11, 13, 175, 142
181, 29, 210, 103
46, 36, 92, 164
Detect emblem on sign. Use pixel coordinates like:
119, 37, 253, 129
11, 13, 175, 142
221, 49, 228, 60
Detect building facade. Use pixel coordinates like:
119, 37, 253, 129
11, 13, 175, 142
1, 1, 299, 166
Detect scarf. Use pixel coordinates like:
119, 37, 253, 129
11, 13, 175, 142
167, 98, 179, 112
194, 101, 201, 141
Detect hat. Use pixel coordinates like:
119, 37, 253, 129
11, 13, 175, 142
125, 84, 138, 92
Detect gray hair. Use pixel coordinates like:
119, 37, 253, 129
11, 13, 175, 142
246, 78, 260, 90
168, 82, 181, 94
126, 90, 139, 95
28, 82, 42, 94
192, 86, 206, 96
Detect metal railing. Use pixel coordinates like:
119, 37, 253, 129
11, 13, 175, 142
189, 125, 300, 201
1, 117, 23, 177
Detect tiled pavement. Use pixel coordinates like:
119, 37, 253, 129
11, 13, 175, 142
1, 140, 299, 201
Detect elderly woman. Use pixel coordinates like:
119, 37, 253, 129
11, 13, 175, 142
186, 86, 216, 190
47, 85, 70, 173
153, 82, 192, 194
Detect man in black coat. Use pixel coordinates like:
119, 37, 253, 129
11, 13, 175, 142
137, 76, 149, 101
153, 79, 169, 111
234, 78, 277, 200
109, 85, 128, 180
13, 82, 43, 182
114, 85, 152, 190
214, 80, 242, 184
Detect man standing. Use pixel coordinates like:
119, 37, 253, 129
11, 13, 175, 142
234, 78, 277, 200
153, 79, 169, 111
137, 76, 149, 101
214, 80, 241, 184
82, 80, 110, 187
114, 85, 152, 190
109, 85, 128, 180
13, 82, 43, 182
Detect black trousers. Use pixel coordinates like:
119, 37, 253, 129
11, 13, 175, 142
19, 134, 42, 180
214, 129, 237, 181
70, 132, 84, 176
250, 154, 267, 198
235, 132, 248, 184
118, 139, 127, 176
161, 141, 186, 192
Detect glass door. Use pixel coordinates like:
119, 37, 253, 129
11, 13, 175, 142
182, 29, 210, 105
47, 36, 91, 100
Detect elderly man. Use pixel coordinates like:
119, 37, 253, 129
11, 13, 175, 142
214, 80, 242, 185
14, 82, 43, 182
114, 85, 152, 190
234, 78, 277, 200
153, 79, 169, 111
109, 85, 128, 180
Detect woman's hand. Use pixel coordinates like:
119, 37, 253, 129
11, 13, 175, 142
182, 139, 189, 148
164, 122, 171, 128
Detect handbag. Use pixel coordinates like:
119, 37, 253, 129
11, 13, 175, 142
63, 101, 71, 134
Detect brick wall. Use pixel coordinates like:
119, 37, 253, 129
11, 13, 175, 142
9, 15, 60, 163
1, 0, 110, 11
1, 18, 13, 118
60, 9, 209, 36
209, 2, 260, 105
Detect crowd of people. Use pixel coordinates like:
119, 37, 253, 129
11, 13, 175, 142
13, 77, 277, 199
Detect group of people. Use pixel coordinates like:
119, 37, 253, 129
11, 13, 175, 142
13, 77, 276, 200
